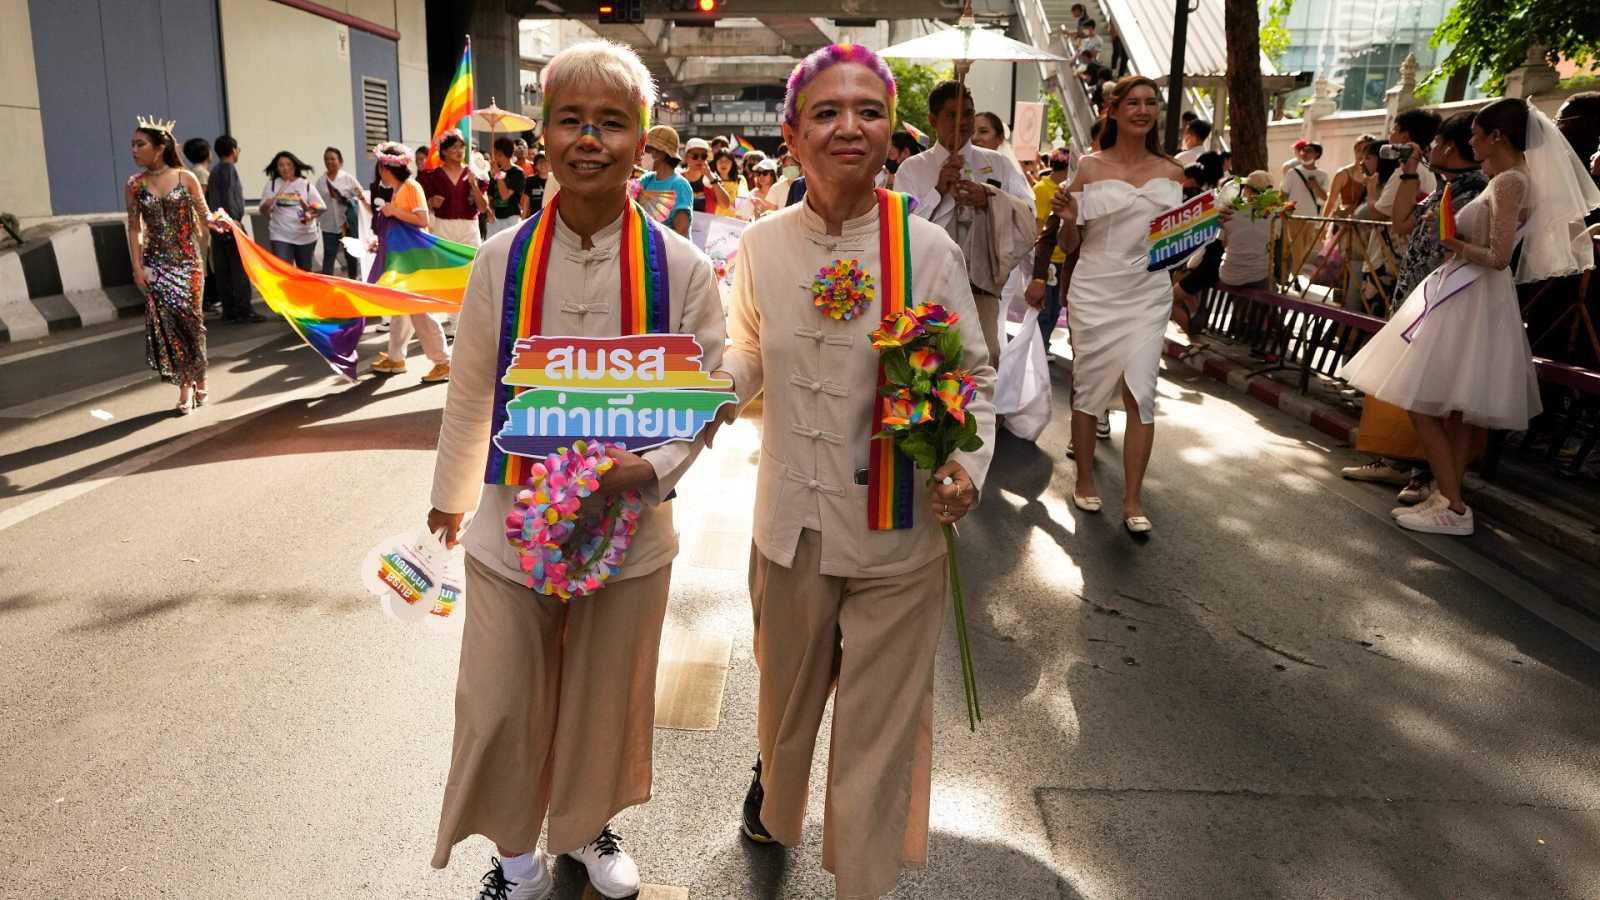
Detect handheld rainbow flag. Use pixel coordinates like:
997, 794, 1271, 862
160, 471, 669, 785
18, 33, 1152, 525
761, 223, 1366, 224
734, 135, 758, 156
425, 37, 473, 171
368, 216, 476, 303
1438, 182, 1457, 242
902, 122, 930, 147
226, 221, 460, 380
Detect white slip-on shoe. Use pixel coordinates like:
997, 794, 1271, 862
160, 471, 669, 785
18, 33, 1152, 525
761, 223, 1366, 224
566, 825, 640, 899
1396, 504, 1474, 536
1073, 494, 1103, 512
475, 854, 552, 900
1392, 490, 1448, 519
1124, 515, 1153, 535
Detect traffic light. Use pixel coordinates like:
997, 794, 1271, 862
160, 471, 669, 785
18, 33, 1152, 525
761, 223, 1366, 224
598, 0, 643, 24
668, 0, 722, 20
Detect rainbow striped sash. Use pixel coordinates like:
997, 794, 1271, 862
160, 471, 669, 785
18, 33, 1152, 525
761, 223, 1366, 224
868, 187, 917, 531
484, 196, 672, 485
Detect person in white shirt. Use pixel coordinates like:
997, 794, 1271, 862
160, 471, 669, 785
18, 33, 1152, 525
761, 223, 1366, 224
1279, 141, 1330, 279
258, 150, 324, 271
317, 146, 367, 277
1374, 108, 1442, 255
892, 80, 1036, 363
426, 39, 724, 900
1174, 117, 1211, 165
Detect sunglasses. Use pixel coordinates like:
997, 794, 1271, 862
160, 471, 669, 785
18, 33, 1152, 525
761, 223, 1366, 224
687, 152, 708, 160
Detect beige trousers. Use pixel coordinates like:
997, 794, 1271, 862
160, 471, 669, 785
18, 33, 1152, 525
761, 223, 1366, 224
972, 288, 1000, 368
432, 555, 671, 867
387, 313, 450, 365
750, 529, 947, 900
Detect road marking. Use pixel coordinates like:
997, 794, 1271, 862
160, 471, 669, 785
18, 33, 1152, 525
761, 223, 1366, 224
0, 380, 339, 535
0, 323, 144, 366
0, 333, 288, 419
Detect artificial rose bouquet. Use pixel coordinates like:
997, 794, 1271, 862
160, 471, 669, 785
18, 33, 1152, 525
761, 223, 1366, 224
870, 302, 985, 729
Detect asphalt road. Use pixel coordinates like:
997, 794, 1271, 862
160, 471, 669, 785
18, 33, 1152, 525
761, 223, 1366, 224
2, 318, 1598, 900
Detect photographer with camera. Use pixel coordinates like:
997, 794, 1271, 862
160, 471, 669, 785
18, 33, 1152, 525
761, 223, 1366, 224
1375, 109, 1442, 256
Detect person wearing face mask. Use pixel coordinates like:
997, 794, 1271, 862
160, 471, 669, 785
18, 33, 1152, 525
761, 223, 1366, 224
880, 130, 921, 189
716, 42, 994, 899
764, 144, 808, 209
1278, 141, 1328, 281
637, 124, 694, 235
893, 80, 1036, 365
426, 39, 726, 900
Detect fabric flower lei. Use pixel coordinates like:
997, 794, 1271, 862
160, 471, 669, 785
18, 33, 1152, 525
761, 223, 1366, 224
505, 440, 643, 601
811, 258, 874, 321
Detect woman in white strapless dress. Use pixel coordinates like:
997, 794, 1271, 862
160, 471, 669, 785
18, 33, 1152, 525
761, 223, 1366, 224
1341, 98, 1600, 536
1050, 75, 1184, 536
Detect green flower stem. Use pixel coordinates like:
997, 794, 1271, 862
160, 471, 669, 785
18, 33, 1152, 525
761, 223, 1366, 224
943, 522, 982, 731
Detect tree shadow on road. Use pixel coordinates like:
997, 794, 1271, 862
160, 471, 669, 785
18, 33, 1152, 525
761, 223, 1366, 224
0, 411, 171, 497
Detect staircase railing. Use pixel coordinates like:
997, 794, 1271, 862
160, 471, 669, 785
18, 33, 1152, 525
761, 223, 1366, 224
1015, 0, 1099, 156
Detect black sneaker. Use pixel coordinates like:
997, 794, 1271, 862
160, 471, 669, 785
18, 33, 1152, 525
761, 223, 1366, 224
742, 755, 776, 844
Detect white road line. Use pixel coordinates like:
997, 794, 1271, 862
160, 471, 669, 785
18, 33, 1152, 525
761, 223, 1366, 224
0, 333, 287, 419
0, 381, 340, 535
0, 323, 144, 366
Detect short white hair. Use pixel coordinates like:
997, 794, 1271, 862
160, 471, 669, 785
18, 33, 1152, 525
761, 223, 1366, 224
541, 39, 657, 129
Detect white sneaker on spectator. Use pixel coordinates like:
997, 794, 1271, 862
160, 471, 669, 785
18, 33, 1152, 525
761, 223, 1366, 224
565, 825, 639, 899
475, 854, 552, 900
1096, 414, 1111, 439
1392, 490, 1447, 519
1396, 477, 1435, 505
1341, 460, 1412, 485
1396, 503, 1473, 536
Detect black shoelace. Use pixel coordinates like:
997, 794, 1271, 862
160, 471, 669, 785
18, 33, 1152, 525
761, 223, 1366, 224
477, 857, 517, 900
592, 824, 624, 858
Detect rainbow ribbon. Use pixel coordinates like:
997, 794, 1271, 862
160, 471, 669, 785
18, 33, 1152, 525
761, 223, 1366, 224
868, 187, 917, 531
484, 197, 671, 486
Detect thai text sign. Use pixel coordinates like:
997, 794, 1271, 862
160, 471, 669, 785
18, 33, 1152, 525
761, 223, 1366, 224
493, 334, 737, 458
1147, 190, 1221, 271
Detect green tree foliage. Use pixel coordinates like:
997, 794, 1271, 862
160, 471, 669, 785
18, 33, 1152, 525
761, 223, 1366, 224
1257, 0, 1293, 65
1429, 0, 1600, 90
1044, 95, 1071, 145
887, 59, 952, 139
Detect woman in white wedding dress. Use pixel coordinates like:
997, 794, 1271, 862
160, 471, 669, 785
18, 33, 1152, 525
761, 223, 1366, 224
1049, 75, 1184, 536
1341, 97, 1600, 537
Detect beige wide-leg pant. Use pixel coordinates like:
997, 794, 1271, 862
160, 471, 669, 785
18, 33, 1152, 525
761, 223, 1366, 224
432, 555, 671, 867
750, 529, 948, 900
387, 313, 450, 365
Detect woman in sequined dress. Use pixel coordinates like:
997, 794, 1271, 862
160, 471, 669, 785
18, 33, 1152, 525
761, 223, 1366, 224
126, 123, 212, 414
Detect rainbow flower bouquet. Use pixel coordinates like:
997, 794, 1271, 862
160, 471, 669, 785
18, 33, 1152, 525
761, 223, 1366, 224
870, 302, 985, 729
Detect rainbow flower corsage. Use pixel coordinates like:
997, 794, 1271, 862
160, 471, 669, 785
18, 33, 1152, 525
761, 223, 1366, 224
811, 258, 874, 321
506, 439, 642, 601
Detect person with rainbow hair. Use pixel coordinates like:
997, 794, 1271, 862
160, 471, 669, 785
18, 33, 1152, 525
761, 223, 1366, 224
716, 41, 996, 898
426, 39, 726, 900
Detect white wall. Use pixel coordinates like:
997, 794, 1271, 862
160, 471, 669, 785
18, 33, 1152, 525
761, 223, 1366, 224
395, 0, 431, 146
0, 0, 53, 223
219, 0, 357, 194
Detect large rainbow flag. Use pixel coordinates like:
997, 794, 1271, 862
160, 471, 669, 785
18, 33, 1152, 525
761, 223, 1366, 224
733, 135, 757, 156
424, 37, 473, 171
227, 221, 461, 380
368, 216, 476, 303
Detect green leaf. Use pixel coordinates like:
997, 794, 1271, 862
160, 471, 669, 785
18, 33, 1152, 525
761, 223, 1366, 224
938, 329, 964, 362
958, 433, 985, 452
885, 354, 915, 386
898, 432, 939, 470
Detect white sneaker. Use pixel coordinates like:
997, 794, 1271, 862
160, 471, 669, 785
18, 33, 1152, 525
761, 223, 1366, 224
1096, 414, 1111, 439
1396, 503, 1474, 536
1341, 460, 1412, 485
1396, 477, 1435, 505
475, 854, 552, 900
565, 825, 640, 899
1392, 490, 1448, 519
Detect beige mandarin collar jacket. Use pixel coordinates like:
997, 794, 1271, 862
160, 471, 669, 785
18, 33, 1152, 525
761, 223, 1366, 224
431, 206, 727, 587
722, 196, 997, 579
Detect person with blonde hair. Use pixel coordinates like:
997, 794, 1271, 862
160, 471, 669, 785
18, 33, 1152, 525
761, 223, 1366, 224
426, 39, 726, 900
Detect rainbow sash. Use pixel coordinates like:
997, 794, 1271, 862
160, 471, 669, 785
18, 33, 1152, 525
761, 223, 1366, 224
868, 187, 917, 531
484, 196, 672, 485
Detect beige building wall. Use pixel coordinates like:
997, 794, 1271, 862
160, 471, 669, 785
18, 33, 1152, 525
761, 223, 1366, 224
0, 0, 53, 222
218, 0, 358, 193
395, 0, 432, 146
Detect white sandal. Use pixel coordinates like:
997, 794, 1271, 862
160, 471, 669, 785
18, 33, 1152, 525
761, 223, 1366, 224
1073, 494, 1103, 513
1124, 516, 1153, 535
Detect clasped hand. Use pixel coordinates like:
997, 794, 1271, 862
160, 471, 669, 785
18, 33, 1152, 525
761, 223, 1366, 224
930, 462, 977, 525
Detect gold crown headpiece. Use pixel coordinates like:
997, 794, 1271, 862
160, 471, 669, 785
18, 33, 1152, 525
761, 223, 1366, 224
136, 114, 177, 134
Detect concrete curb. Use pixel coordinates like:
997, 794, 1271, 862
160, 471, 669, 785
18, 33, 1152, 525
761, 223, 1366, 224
1162, 338, 1600, 569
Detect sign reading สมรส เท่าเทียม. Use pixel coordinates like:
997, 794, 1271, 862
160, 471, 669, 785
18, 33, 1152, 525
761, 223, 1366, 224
493, 334, 739, 459
1146, 190, 1222, 272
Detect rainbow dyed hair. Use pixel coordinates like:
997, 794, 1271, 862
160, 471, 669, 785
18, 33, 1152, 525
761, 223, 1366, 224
782, 43, 897, 128
541, 39, 656, 132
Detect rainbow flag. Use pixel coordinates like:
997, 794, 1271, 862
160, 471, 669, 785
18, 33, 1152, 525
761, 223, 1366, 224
368, 217, 476, 303
733, 135, 757, 156
1438, 182, 1457, 241
902, 122, 930, 147
425, 37, 473, 171
227, 221, 461, 381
